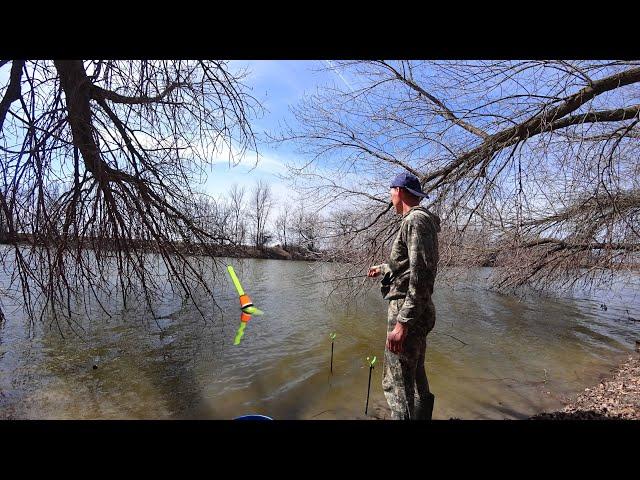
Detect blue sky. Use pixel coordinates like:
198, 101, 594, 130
199, 60, 347, 207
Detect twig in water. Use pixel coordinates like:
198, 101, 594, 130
311, 409, 335, 418
440, 333, 468, 346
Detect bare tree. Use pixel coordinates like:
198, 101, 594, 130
190, 194, 233, 245
275, 207, 290, 249
274, 60, 640, 294
228, 183, 247, 245
215, 198, 234, 246
250, 179, 273, 249
0, 60, 261, 326
289, 202, 324, 253
300, 211, 323, 252
290, 203, 306, 248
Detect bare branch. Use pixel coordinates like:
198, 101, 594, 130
0, 60, 25, 131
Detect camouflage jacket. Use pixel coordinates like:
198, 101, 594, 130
374, 206, 440, 328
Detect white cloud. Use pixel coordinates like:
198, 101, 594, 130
205, 142, 288, 177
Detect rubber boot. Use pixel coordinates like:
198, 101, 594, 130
415, 393, 435, 420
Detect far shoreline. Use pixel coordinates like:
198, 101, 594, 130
0, 235, 334, 263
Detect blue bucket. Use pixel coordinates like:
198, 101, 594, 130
233, 414, 273, 421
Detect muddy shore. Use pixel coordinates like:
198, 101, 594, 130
529, 355, 640, 420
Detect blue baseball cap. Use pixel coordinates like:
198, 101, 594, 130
390, 172, 428, 198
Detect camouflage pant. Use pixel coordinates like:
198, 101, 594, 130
382, 298, 433, 420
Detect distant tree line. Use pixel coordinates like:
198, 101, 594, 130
188, 180, 329, 255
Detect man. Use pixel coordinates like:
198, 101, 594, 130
368, 172, 440, 420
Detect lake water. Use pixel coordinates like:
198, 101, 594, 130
1, 256, 639, 419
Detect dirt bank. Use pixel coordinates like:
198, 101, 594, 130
530, 355, 640, 420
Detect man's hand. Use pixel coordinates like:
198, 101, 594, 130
368, 266, 382, 278
386, 321, 407, 354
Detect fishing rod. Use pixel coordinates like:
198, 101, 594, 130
299, 275, 369, 287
